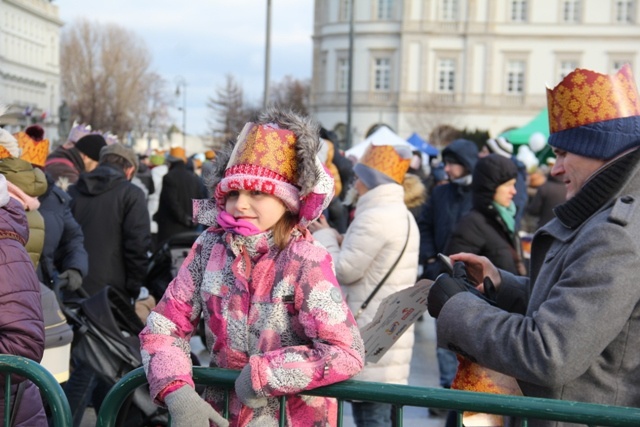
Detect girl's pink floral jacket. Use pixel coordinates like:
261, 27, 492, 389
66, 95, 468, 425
140, 223, 365, 426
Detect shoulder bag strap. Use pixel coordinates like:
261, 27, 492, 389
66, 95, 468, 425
355, 214, 411, 320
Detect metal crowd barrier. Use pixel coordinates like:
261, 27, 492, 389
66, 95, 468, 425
0, 354, 72, 426
97, 366, 640, 427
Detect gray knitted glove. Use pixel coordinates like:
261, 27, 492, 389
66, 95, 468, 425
165, 386, 228, 427
58, 269, 83, 291
234, 364, 268, 408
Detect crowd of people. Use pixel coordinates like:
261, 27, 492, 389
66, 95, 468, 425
0, 63, 638, 427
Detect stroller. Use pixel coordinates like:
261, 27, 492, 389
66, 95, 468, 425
62, 286, 168, 427
146, 231, 201, 301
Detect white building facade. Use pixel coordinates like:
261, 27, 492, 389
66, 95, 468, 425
0, 0, 62, 139
310, 0, 640, 149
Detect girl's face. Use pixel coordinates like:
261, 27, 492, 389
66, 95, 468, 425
225, 189, 287, 231
493, 178, 517, 207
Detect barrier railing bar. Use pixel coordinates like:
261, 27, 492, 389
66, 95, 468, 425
0, 355, 72, 427
97, 366, 640, 427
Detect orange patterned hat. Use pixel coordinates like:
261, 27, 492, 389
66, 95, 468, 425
354, 144, 411, 188
547, 64, 640, 159
15, 131, 50, 167
216, 122, 301, 213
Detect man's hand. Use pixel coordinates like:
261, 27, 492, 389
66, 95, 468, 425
427, 273, 469, 318
450, 253, 501, 289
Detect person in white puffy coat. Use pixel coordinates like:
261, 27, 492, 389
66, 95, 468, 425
311, 143, 420, 427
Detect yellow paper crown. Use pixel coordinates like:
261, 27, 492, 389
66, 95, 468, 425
547, 64, 640, 134
169, 146, 186, 162
227, 123, 298, 183
15, 132, 49, 167
0, 146, 11, 160
359, 144, 410, 184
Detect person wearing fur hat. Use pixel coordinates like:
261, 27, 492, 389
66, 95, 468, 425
428, 65, 640, 426
0, 174, 48, 426
310, 143, 420, 427
140, 109, 364, 427
445, 154, 527, 276
45, 133, 106, 190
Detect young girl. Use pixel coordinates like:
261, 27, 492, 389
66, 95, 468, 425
140, 109, 365, 427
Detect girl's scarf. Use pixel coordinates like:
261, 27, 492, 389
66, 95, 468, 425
493, 201, 516, 233
217, 210, 261, 236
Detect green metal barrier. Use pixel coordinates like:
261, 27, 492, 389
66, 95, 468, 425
0, 354, 71, 426
97, 366, 640, 427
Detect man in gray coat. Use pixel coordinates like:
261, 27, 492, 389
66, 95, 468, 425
427, 64, 640, 426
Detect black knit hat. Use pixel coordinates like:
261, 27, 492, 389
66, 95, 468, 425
472, 154, 517, 209
75, 134, 107, 161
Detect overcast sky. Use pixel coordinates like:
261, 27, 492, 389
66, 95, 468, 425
54, 0, 315, 136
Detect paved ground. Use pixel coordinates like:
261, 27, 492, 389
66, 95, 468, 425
81, 316, 447, 427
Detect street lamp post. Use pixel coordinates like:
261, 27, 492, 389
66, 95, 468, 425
175, 76, 187, 149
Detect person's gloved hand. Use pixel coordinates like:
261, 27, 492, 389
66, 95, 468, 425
164, 385, 228, 427
58, 269, 83, 291
234, 364, 268, 408
427, 272, 470, 318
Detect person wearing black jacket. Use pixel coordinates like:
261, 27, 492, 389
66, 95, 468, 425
153, 152, 207, 246
68, 143, 151, 300
445, 154, 527, 276
65, 143, 151, 427
37, 172, 88, 293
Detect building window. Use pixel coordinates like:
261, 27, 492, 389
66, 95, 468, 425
510, 0, 528, 22
377, 0, 394, 20
506, 60, 525, 94
559, 60, 578, 80
437, 59, 456, 92
562, 0, 581, 22
615, 0, 635, 23
374, 57, 391, 91
442, 0, 458, 21
337, 57, 349, 92
612, 59, 632, 72
339, 0, 351, 22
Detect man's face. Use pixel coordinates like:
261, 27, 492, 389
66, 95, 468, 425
551, 148, 606, 199
444, 161, 467, 180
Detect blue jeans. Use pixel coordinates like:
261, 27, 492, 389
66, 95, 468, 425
437, 347, 459, 388
352, 401, 392, 427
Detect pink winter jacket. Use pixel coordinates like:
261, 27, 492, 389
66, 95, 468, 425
140, 226, 365, 426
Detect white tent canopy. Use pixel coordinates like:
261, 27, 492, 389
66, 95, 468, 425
344, 126, 414, 160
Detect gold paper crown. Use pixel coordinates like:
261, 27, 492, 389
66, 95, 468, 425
359, 144, 410, 184
0, 146, 11, 160
15, 132, 49, 167
228, 123, 298, 183
547, 64, 640, 134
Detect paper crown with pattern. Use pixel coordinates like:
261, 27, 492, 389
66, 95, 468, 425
15, 131, 49, 167
546, 64, 640, 159
0, 128, 20, 160
354, 144, 411, 189
216, 122, 301, 212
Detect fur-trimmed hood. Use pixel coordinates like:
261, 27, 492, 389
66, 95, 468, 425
196, 109, 334, 228
403, 173, 427, 210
